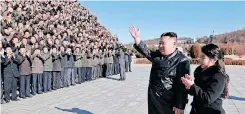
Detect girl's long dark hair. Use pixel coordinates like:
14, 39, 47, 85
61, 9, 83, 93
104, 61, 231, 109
201, 44, 229, 99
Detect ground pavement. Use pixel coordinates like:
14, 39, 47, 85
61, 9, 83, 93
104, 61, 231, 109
1, 64, 245, 114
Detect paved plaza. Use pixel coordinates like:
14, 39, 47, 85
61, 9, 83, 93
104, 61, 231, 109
1, 64, 245, 114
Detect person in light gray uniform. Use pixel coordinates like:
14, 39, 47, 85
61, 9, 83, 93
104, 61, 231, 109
80, 49, 87, 83
118, 47, 126, 81
98, 50, 104, 78
108, 50, 114, 76
85, 50, 93, 81
74, 47, 83, 84
42, 46, 52, 92
94, 49, 100, 79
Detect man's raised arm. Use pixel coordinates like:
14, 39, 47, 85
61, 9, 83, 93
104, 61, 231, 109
129, 25, 155, 61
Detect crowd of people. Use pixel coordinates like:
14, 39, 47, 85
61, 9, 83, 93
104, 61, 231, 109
0, 1, 132, 104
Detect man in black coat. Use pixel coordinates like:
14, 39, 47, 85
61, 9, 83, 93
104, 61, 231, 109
130, 26, 190, 114
2, 46, 20, 102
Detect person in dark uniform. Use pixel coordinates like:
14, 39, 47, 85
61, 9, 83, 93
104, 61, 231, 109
124, 50, 129, 72
18, 46, 32, 99
130, 26, 190, 114
181, 44, 227, 114
2, 45, 20, 102
52, 46, 62, 90
64, 47, 75, 86
128, 50, 133, 72
112, 50, 117, 75
91, 49, 96, 80
103, 49, 108, 77
60, 46, 66, 88
115, 49, 120, 75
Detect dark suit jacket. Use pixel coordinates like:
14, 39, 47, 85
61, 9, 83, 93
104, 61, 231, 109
2, 55, 20, 77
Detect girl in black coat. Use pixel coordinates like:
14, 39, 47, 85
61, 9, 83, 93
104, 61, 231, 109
181, 44, 228, 114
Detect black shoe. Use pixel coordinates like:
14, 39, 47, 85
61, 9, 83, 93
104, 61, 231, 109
26, 95, 32, 98
5, 100, 10, 103
20, 96, 26, 99
12, 98, 20, 101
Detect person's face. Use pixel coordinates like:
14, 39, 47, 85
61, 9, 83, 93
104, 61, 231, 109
60, 47, 65, 52
48, 38, 53, 44
35, 50, 41, 55
17, 7, 21, 12
58, 35, 61, 39
44, 47, 48, 53
4, 29, 9, 35
20, 48, 26, 55
55, 39, 60, 44
52, 48, 57, 53
40, 40, 44, 45
22, 39, 27, 45
82, 50, 85, 54
67, 48, 71, 54
200, 53, 216, 69
6, 47, 12, 54
25, 32, 30, 37
31, 37, 36, 43
63, 32, 67, 37
158, 36, 176, 56
18, 23, 23, 28
46, 34, 51, 39
75, 48, 80, 52
8, 27, 13, 33
13, 38, 18, 44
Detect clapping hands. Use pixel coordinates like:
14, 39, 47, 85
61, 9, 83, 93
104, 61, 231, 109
181, 74, 194, 89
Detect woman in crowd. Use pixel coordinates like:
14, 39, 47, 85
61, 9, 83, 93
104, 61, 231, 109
181, 44, 229, 114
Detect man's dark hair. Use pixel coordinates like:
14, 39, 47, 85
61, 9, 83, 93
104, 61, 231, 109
160, 32, 177, 38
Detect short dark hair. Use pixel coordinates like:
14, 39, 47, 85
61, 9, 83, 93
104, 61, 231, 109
160, 32, 177, 38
